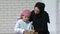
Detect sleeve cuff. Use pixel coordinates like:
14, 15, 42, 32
21, 29, 25, 33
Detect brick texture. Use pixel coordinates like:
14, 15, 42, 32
56, 0, 60, 34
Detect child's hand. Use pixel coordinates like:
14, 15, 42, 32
24, 30, 30, 33
23, 30, 30, 34
30, 30, 35, 33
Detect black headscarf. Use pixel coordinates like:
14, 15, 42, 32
34, 2, 45, 15
35, 2, 45, 11
34, 2, 50, 23
30, 2, 50, 23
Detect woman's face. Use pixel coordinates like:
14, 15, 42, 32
34, 7, 40, 14
22, 16, 30, 22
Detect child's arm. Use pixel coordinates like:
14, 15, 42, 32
29, 25, 35, 34
29, 22, 34, 30
14, 20, 25, 33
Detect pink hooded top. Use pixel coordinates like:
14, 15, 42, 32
18, 9, 31, 19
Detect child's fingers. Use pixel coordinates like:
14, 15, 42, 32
30, 30, 35, 33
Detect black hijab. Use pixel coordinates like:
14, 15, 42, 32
34, 2, 45, 15
34, 2, 50, 23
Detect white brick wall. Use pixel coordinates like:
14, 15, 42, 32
0, 0, 41, 34
57, 0, 60, 34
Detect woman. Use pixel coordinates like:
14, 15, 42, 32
29, 2, 50, 34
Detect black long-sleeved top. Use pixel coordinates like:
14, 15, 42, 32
29, 10, 50, 33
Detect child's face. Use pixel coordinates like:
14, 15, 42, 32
22, 16, 30, 22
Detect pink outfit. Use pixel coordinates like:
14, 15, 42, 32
19, 9, 31, 19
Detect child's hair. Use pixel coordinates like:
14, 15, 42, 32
18, 9, 31, 19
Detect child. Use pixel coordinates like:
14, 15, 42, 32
14, 9, 34, 34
